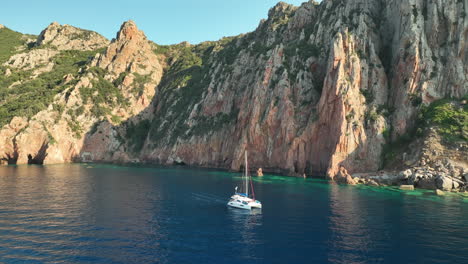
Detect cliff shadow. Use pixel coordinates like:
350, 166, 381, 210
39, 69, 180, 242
27, 141, 49, 165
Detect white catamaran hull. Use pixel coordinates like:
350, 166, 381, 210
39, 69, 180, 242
227, 201, 262, 210
227, 194, 262, 210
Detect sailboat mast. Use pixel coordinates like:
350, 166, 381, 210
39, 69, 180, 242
245, 151, 248, 196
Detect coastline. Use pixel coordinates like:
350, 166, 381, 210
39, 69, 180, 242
5, 160, 467, 195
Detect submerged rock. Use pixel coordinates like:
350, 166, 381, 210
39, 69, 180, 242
400, 185, 415, 191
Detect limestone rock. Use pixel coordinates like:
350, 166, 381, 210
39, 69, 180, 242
435, 189, 445, 196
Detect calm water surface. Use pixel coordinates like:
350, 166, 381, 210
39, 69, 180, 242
0, 164, 467, 263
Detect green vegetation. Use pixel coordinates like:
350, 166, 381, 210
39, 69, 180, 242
110, 115, 122, 124
217, 37, 248, 65
191, 110, 239, 136
251, 42, 270, 56
89, 120, 103, 135
67, 119, 83, 138
70, 30, 94, 40
80, 66, 129, 118
0, 27, 29, 63
360, 89, 375, 103
282, 39, 323, 82
412, 5, 418, 23
381, 97, 467, 168
153, 44, 172, 55
149, 42, 215, 145
125, 119, 150, 152
133, 73, 151, 97
364, 109, 379, 126
377, 104, 395, 118
113, 72, 128, 87
0, 49, 100, 127
409, 93, 422, 107
148, 38, 245, 145
420, 98, 467, 142
284, 40, 322, 60
381, 129, 414, 168
270, 13, 292, 29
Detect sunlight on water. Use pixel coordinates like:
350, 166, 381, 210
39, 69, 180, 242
0, 164, 466, 263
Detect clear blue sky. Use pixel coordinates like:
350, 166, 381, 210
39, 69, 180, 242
0, 0, 312, 45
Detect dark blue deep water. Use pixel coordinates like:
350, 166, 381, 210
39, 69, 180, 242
0, 164, 467, 263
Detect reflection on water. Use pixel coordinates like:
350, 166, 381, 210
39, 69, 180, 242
0, 164, 467, 264
328, 183, 375, 264
227, 208, 263, 261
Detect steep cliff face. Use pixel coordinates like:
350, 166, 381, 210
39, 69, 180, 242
0, 0, 466, 180
128, 0, 466, 177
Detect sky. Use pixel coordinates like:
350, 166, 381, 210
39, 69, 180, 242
0, 0, 313, 45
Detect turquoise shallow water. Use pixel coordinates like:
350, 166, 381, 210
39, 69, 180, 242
0, 164, 467, 263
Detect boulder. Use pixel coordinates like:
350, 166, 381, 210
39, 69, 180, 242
257, 168, 264, 176
436, 176, 453, 191
334, 166, 356, 185
435, 189, 445, 196
417, 177, 437, 190
400, 185, 415, 191
367, 180, 379, 187
399, 169, 412, 179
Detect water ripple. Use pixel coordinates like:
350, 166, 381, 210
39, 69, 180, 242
0, 164, 467, 263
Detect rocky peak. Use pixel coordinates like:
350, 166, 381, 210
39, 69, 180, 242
90, 20, 164, 115
116, 20, 142, 41
0, 24, 5, 29
268, 2, 297, 18
36, 21, 109, 51
92, 20, 162, 77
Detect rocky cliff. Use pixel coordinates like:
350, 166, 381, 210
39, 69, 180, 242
0, 0, 466, 189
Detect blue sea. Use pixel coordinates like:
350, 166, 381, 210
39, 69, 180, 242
0, 164, 467, 263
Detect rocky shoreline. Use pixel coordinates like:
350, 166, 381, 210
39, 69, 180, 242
77, 158, 468, 195
345, 160, 468, 194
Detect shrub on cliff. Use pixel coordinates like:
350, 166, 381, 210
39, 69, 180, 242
0, 49, 101, 127
421, 98, 467, 142
0, 27, 28, 63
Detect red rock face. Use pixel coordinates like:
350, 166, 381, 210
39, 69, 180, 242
93, 20, 162, 78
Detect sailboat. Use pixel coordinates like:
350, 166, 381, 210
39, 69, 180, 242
227, 151, 262, 210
